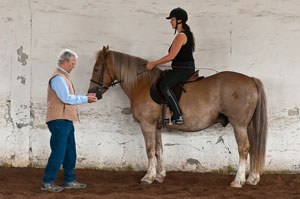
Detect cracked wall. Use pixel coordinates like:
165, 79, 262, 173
0, 0, 300, 171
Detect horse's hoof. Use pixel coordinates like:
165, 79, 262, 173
246, 174, 260, 185
230, 183, 242, 188
141, 180, 151, 185
246, 180, 257, 185
154, 175, 164, 183
153, 179, 163, 184
230, 180, 245, 188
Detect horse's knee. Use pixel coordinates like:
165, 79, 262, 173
146, 146, 156, 158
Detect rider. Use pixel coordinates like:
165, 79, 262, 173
146, 7, 195, 124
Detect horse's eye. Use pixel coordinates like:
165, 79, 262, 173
94, 68, 99, 72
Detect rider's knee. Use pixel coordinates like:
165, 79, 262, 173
159, 83, 169, 94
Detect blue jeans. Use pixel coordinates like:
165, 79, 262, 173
42, 119, 76, 184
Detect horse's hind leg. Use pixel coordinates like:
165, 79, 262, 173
246, 169, 260, 185
246, 120, 261, 185
140, 121, 157, 184
246, 150, 260, 185
231, 125, 250, 188
154, 128, 166, 183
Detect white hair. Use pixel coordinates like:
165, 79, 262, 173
57, 49, 78, 65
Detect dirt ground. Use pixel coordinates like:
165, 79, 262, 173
0, 167, 300, 199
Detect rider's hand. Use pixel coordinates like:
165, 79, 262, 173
87, 93, 97, 103
146, 62, 156, 70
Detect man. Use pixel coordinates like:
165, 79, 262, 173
41, 49, 97, 192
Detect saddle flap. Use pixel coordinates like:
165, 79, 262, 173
150, 70, 204, 105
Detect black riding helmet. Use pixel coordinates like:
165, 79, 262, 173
166, 7, 188, 22
166, 7, 188, 34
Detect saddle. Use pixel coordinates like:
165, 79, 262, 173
150, 70, 204, 105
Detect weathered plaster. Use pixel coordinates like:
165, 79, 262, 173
0, 0, 299, 171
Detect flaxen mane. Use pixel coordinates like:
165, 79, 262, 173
110, 51, 161, 91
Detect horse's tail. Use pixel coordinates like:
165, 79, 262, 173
248, 78, 268, 174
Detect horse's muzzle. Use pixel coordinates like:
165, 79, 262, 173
88, 86, 103, 100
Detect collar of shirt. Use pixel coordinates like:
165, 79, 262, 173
57, 66, 69, 74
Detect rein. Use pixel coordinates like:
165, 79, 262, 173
136, 64, 219, 76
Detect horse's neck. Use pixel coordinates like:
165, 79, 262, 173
119, 78, 153, 100
119, 83, 132, 99
111, 51, 161, 99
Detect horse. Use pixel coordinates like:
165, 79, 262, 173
88, 46, 268, 188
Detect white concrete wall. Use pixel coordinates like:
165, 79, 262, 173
0, 0, 300, 171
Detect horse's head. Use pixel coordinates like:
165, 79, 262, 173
88, 46, 118, 100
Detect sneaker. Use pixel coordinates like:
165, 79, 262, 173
63, 180, 87, 189
40, 182, 64, 192
163, 118, 172, 124
163, 116, 183, 125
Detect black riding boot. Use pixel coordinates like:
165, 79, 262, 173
163, 88, 183, 124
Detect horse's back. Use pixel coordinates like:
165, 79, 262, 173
182, 71, 255, 103
184, 71, 257, 104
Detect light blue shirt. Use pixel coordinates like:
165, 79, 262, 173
50, 67, 88, 105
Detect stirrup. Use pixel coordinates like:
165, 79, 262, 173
163, 118, 172, 124
163, 116, 183, 125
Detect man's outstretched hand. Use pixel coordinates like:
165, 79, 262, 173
87, 93, 97, 103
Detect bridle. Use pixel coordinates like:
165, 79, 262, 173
90, 52, 122, 92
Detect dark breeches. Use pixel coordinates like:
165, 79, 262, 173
159, 68, 194, 118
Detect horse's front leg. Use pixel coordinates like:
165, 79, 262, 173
140, 121, 157, 184
154, 128, 166, 183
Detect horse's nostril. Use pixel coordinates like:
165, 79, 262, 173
95, 90, 102, 100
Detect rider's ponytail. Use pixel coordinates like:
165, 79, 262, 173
182, 23, 195, 52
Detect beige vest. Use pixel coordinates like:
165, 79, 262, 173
46, 68, 79, 123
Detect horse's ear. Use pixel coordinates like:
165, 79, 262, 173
102, 46, 107, 56
102, 45, 110, 56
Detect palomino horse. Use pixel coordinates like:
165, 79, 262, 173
88, 46, 267, 188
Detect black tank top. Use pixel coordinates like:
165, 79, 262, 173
169, 31, 194, 67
